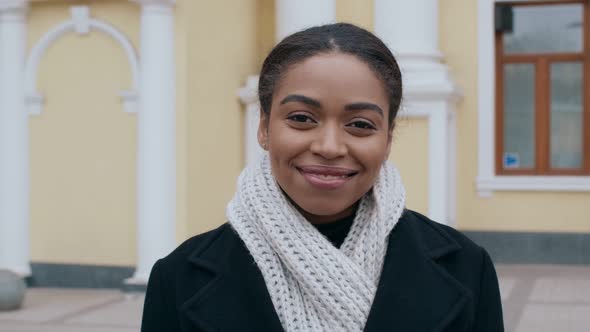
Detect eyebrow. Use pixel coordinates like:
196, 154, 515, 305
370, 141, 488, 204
279, 94, 384, 117
344, 102, 384, 117
280, 94, 321, 108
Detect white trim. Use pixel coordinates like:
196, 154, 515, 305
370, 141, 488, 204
237, 75, 264, 167
130, 0, 175, 5
0, 0, 28, 12
477, 0, 495, 190
24, 6, 139, 115
477, 176, 590, 192
447, 109, 457, 225
476, 0, 590, 195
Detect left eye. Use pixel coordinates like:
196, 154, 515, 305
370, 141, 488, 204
348, 121, 376, 130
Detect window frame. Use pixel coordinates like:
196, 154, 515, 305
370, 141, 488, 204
494, 0, 590, 176
476, 0, 590, 195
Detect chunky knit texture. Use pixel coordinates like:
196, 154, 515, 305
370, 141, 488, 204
227, 154, 406, 332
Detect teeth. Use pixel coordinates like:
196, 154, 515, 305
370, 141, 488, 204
314, 174, 348, 179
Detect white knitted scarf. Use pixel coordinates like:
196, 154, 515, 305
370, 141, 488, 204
227, 154, 406, 332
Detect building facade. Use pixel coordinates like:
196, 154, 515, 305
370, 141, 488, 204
0, 0, 588, 287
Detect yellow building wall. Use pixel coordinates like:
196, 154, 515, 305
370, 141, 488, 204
440, 0, 590, 232
388, 117, 430, 215
174, 0, 189, 246
29, 0, 140, 266
256, 0, 275, 67
336, 0, 374, 31
27, 0, 589, 269
185, 0, 261, 236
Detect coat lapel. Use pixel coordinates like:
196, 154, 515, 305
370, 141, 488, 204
364, 212, 471, 332
180, 228, 284, 332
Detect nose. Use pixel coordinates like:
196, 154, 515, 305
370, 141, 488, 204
309, 123, 347, 160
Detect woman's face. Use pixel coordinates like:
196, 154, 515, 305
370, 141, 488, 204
258, 52, 392, 224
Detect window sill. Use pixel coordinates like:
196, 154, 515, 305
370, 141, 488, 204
476, 176, 590, 196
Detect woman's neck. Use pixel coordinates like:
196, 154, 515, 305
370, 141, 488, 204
298, 203, 358, 225
278, 185, 359, 224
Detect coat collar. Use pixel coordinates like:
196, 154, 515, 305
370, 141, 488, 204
181, 211, 470, 332
180, 225, 284, 331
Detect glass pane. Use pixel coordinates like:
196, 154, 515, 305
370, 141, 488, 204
504, 4, 583, 54
503, 63, 535, 169
550, 62, 583, 169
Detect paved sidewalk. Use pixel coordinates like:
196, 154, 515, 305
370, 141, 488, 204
497, 264, 590, 332
0, 264, 589, 331
0, 289, 143, 332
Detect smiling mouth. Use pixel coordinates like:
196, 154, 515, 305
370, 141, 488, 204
296, 165, 358, 189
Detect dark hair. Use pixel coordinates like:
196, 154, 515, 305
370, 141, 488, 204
258, 23, 402, 130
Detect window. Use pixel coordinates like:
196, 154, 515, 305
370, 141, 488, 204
495, 0, 589, 175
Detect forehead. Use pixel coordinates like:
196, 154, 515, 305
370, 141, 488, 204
274, 53, 388, 107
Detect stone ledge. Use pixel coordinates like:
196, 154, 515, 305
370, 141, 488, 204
27, 263, 138, 292
464, 231, 590, 265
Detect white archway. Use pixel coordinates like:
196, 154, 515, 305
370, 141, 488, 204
1, 2, 176, 284
24, 6, 139, 115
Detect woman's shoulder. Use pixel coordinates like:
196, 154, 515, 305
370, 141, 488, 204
400, 209, 499, 291
401, 209, 485, 257
399, 208, 498, 281
156, 222, 236, 270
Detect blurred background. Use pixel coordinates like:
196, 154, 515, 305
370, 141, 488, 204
0, 0, 589, 331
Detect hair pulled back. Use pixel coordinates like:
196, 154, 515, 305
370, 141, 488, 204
258, 23, 402, 129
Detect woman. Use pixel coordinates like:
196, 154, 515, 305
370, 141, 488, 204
141, 23, 504, 332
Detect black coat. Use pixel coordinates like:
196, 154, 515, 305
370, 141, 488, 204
141, 210, 504, 332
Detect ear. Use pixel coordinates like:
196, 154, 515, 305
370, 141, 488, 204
257, 112, 269, 150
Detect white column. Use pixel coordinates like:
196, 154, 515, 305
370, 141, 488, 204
0, 0, 30, 277
238, 76, 264, 167
374, 0, 460, 225
127, 0, 176, 284
275, 0, 335, 41
375, 0, 440, 63
428, 105, 450, 224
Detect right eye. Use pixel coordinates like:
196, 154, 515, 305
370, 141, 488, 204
287, 114, 316, 123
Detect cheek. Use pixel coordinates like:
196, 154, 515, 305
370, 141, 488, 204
268, 124, 309, 160
352, 139, 390, 169
267, 129, 304, 180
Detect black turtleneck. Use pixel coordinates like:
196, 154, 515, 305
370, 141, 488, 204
312, 213, 355, 248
